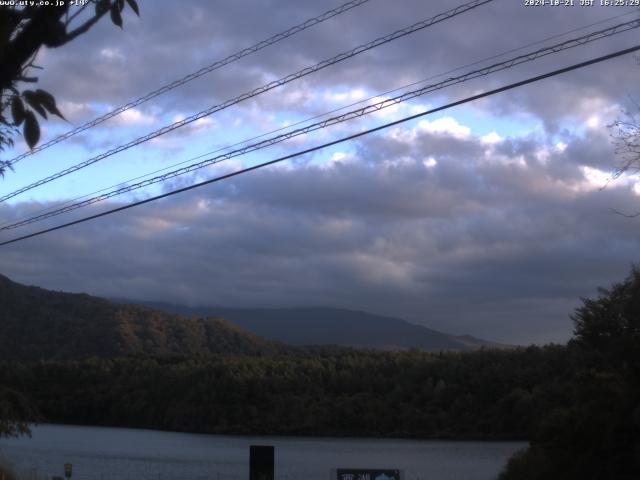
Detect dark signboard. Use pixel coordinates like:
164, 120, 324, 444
337, 469, 401, 480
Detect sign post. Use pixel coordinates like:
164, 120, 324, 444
336, 469, 402, 480
250, 445, 274, 480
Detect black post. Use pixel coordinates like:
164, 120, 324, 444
249, 445, 274, 480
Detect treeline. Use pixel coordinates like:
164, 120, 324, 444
1, 345, 573, 439
499, 266, 640, 480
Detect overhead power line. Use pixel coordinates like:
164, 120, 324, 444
0, 0, 494, 203
3, 17, 638, 231
5, 0, 373, 167
1, 44, 638, 248
8, 8, 635, 230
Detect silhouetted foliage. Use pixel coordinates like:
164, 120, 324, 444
610, 108, 640, 180
572, 265, 640, 372
0, 0, 139, 175
609, 100, 640, 216
500, 266, 640, 479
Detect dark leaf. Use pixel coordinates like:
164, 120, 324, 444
23, 90, 47, 119
95, 0, 110, 15
23, 111, 40, 149
117, 0, 125, 11
125, 0, 140, 16
11, 97, 25, 126
110, 4, 123, 28
34, 89, 65, 120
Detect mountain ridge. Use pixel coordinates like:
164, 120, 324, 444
0, 275, 279, 361
0, 273, 508, 359
130, 302, 509, 352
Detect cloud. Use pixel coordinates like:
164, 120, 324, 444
30, 0, 639, 130
111, 108, 157, 127
418, 117, 471, 139
2, 122, 640, 345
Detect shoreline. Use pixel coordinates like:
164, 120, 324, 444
19, 422, 529, 443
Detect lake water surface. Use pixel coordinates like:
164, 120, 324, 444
0, 424, 525, 480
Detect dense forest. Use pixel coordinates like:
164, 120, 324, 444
0, 346, 570, 439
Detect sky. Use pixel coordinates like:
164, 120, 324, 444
1, 0, 640, 344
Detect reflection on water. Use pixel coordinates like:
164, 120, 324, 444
0, 424, 525, 480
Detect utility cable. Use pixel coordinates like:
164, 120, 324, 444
5, 0, 373, 167
0, 0, 494, 203
3, 18, 638, 231
1, 44, 637, 247
7, 7, 636, 228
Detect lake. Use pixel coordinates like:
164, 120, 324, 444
0, 424, 525, 480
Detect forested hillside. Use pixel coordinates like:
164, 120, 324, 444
0, 274, 279, 360
0, 346, 568, 439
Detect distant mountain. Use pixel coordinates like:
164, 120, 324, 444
134, 302, 508, 352
0, 274, 278, 361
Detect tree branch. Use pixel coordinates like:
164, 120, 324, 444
65, 2, 90, 27
61, 5, 111, 44
610, 207, 640, 218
